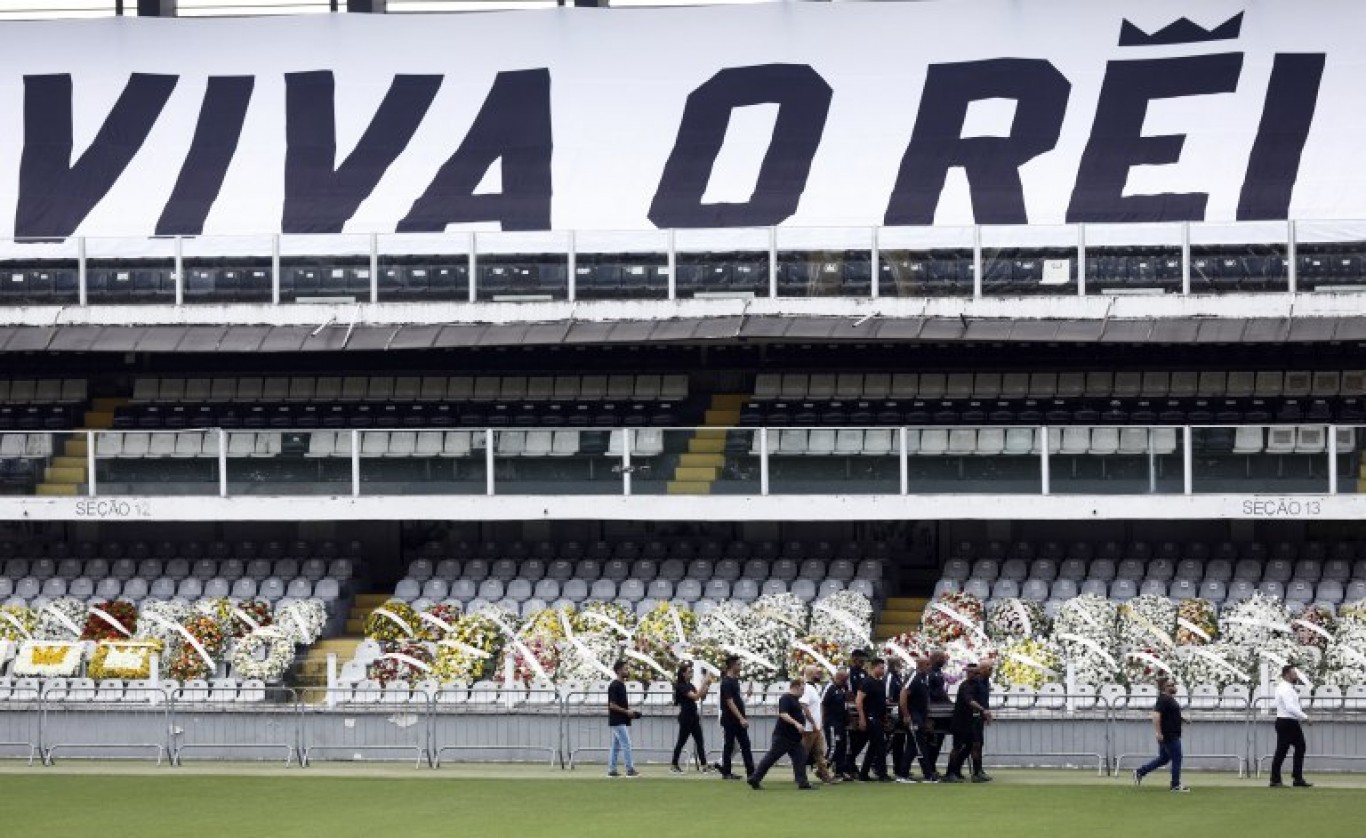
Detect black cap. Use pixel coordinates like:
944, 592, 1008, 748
852, 648, 869, 658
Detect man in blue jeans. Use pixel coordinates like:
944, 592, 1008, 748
607, 660, 642, 777
1133, 677, 1190, 792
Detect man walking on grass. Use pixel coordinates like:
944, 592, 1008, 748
1270, 665, 1313, 788
856, 657, 892, 782
607, 660, 641, 778
1133, 677, 1189, 792
800, 665, 838, 784
748, 679, 816, 791
713, 655, 754, 780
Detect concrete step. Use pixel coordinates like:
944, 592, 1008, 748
44, 466, 86, 483
51, 456, 87, 471
678, 453, 725, 469
711, 394, 750, 410
688, 437, 726, 455
83, 411, 115, 430
91, 397, 127, 412
667, 481, 712, 495
879, 608, 922, 622
353, 593, 394, 608
64, 438, 88, 458
672, 466, 718, 482
36, 484, 79, 496
704, 408, 741, 426
693, 428, 728, 441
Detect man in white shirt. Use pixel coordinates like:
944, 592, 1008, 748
1270, 665, 1313, 788
800, 665, 837, 784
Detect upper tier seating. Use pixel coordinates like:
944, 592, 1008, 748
393, 538, 890, 615
937, 538, 1366, 614
741, 370, 1365, 426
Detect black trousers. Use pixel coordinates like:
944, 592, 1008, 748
847, 727, 868, 774
824, 722, 847, 775
751, 735, 809, 786
890, 724, 909, 777
945, 728, 978, 777
721, 725, 755, 777
911, 726, 938, 777
925, 718, 947, 769
672, 715, 706, 768
859, 725, 889, 779
1270, 718, 1307, 783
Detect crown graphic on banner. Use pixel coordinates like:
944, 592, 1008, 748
1118, 12, 1243, 47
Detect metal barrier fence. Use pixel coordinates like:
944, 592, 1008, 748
41, 687, 172, 766
297, 688, 430, 768
171, 686, 299, 766
1, 689, 1365, 773
431, 687, 560, 767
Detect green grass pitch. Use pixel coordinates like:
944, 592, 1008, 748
2, 765, 1363, 838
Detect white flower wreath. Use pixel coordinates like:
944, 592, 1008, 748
230, 627, 296, 682
275, 600, 326, 646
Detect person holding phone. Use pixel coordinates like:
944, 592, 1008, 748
670, 662, 712, 774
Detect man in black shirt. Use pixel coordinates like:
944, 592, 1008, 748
856, 657, 891, 781
713, 655, 754, 780
843, 649, 869, 779
885, 657, 909, 780
969, 661, 993, 782
606, 660, 642, 777
925, 650, 951, 776
821, 667, 850, 780
943, 663, 991, 782
747, 679, 816, 791
900, 655, 937, 782
1134, 677, 1190, 792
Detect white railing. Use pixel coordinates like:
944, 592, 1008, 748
18, 423, 1352, 498
4, 220, 1366, 306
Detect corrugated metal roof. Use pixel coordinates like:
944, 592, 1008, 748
2, 315, 1362, 352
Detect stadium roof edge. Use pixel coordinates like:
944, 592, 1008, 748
1, 316, 1363, 352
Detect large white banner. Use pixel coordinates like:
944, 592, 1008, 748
0, 0, 1358, 240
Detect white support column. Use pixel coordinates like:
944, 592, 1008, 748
326, 653, 338, 709
271, 235, 281, 305
1182, 427, 1193, 495
759, 428, 769, 496
767, 227, 778, 298
566, 229, 577, 302
1147, 429, 1158, 495
217, 429, 228, 498
86, 430, 97, 497
870, 226, 880, 300
1180, 222, 1191, 296
77, 237, 87, 306
666, 229, 677, 300
1076, 224, 1087, 296
351, 429, 361, 497
468, 233, 479, 303
369, 232, 379, 303
622, 428, 632, 496
1040, 426, 1050, 495
1287, 219, 1298, 294
173, 236, 184, 306
898, 426, 909, 494
972, 224, 983, 298
1328, 424, 1338, 495
486, 429, 496, 495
